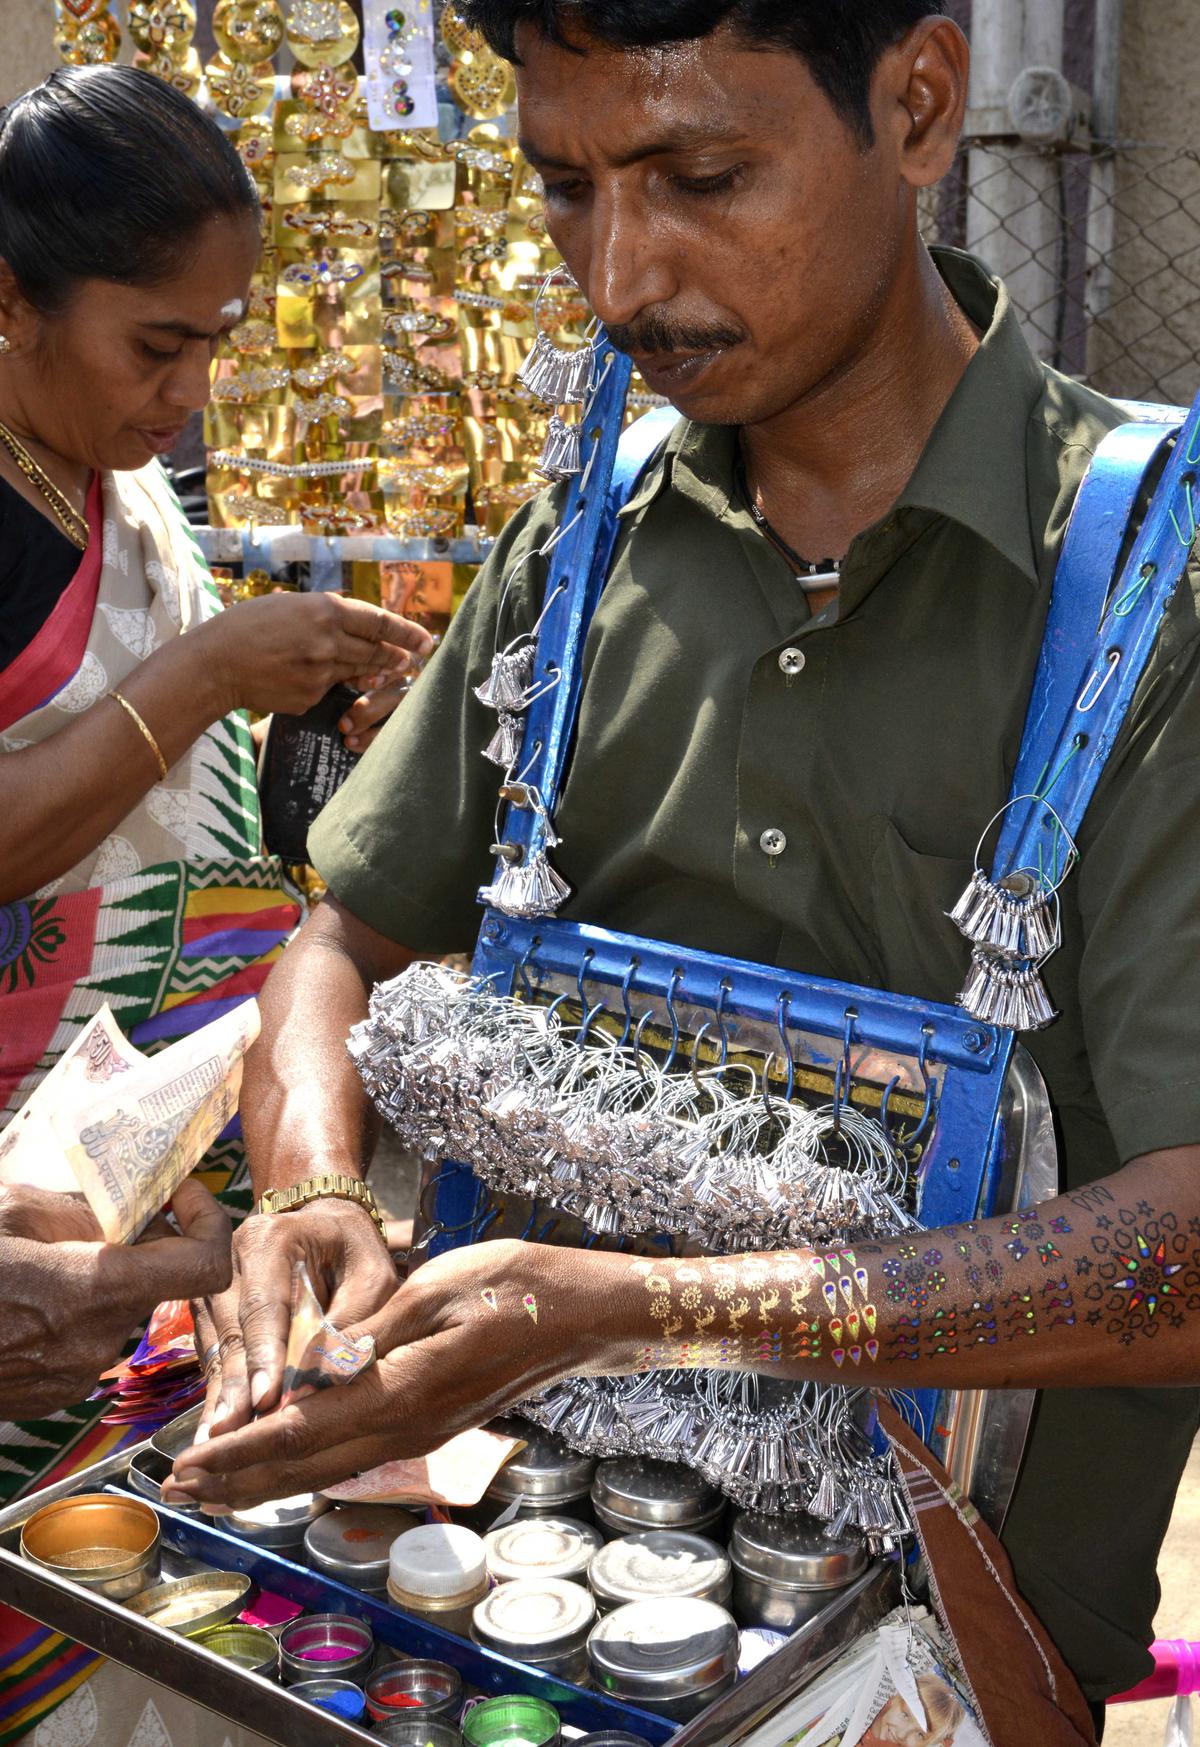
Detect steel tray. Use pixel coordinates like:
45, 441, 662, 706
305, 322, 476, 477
0, 1445, 891, 1745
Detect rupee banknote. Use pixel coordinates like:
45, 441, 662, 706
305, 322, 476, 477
0, 1000, 260, 1243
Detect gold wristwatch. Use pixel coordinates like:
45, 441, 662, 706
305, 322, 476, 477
256, 1174, 388, 1244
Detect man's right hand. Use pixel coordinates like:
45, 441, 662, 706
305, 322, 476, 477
194, 1198, 399, 1440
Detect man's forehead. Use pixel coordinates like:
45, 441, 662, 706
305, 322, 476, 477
514, 29, 812, 163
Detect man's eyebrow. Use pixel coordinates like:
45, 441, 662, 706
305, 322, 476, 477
520, 121, 745, 172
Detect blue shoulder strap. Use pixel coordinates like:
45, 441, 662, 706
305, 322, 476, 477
492, 341, 1196, 917
991, 400, 1193, 885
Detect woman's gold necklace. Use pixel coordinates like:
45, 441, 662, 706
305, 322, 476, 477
0, 419, 89, 550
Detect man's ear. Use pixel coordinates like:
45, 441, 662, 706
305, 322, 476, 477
877, 17, 970, 190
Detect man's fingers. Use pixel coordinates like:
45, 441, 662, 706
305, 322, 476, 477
236, 1233, 296, 1416
168, 1341, 450, 1508
323, 1257, 402, 1338
193, 1286, 250, 1441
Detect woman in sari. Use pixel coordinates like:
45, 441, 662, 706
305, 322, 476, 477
0, 65, 430, 1744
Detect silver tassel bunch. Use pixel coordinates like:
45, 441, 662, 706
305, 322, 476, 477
349, 962, 921, 1533
475, 643, 536, 714
519, 331, 596, 406
478, 851, 571, 918
538, 413, 584, 481
948, 867, 1059, 1032
518, 1373, 911, 1546
349, 963, 917, 1254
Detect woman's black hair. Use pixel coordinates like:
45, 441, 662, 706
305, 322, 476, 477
0, 63, 259, 316
458, 0, 950, 145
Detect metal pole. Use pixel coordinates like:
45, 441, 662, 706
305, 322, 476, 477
1086, 0, 1123, 349
965, 0, 1068, 363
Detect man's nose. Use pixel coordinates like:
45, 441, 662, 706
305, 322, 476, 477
584, 184, 676, 333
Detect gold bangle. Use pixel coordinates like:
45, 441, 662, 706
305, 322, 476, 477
107, 689, 169, 782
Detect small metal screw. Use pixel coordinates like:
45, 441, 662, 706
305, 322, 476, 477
948, 1157, 960, 1172
963, 1029, 988, 1054
481, 918, 506, 944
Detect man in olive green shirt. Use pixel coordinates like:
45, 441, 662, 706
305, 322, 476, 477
173, 2, 1200, 1712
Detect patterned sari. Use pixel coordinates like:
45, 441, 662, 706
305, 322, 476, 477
0, 461, 300, 1743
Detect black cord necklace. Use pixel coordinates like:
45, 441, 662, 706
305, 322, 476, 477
735, 453, 841, 593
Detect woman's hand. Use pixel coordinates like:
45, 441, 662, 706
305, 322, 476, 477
197, 593, 434, 720
167, 1239, 641, 1509
0, 1178, 231, 1421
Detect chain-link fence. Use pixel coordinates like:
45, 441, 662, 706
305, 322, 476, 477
923, 139, 1200, 407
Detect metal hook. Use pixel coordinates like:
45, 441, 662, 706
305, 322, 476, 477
832, 1007, 858, 1134
714, 978, 733, 1067
879, 1073, 902, 1137
905, 1024, 938, 1145
617, 957, 640, 1048
631, 1009, 654, 1083
776, 992, 796, 1103
516, 938, 540, 1001
663, 968, 684, 1074
577, 998, 607, 1050
1168, 476, 1198, 550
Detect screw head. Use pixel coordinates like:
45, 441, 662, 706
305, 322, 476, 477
963, 1029, 989, 1054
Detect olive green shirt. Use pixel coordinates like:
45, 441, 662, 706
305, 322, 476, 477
312, 250, 1200, 1699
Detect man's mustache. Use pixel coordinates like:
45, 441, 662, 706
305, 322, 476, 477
605, 310, 748, 356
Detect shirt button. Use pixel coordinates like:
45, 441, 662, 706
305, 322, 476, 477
759, 828, 788, 859
778, 647, 806, 677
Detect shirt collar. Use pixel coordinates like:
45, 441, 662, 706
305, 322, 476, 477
650, 247, 1047, 588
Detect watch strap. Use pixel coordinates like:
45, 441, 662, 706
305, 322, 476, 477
257, 1173, 388, 1243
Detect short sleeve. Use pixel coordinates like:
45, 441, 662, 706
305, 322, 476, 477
1076, 558, 1200, 1160
309, 489, 562, 951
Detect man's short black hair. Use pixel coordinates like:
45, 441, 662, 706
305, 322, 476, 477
457, 1, 950, 145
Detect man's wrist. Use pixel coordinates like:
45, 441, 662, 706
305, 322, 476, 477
256, 1174, 387, 1243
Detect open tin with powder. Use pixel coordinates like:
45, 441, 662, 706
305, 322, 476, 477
20, 1492, 160, 1601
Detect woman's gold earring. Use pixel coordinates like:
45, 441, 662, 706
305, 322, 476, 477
0, 337, 10, 354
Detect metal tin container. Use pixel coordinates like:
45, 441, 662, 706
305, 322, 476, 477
588, 1531, 732, 1613
228, 1492, 329, 1554
729, 1511, 868, 1632
484, 1419, 596, 1521
303, 1503, 417, 1593
126, 1448, 200, 1513
278, 1612, 374, 1686
374, 1722, 462, 1747
127, 1572, 250, 1635
388, 1523, 489, 1639
484, 1516, 602, 1586
149, 1402, 204, 1461
472, 1577, 596, 1685
20, 1493, 160, 1602
462, 1694, 561, 1746
590, 1460, 724, 1539
574, 1735, 654, 1747
364, 1658, 465, 1723
192, 1622, 279, 1677
290, 1677, 367, 1723
587, 1597, 739, 1722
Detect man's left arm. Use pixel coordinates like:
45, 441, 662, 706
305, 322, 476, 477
167, 1144, 1200, 1509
